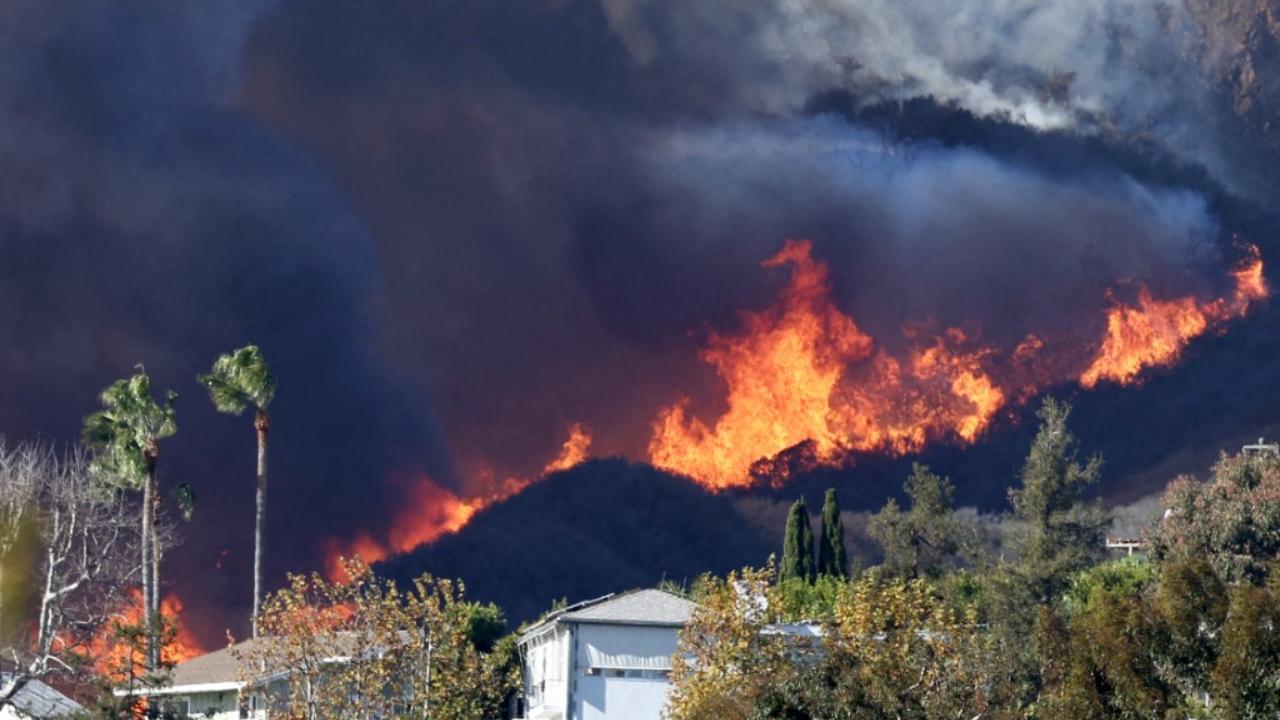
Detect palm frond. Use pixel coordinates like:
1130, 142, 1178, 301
81, 367, 177, 487
200, 344, 277, 413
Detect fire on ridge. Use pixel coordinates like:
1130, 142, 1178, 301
324, 423, 593, 580
648, 239, 1267, 489
326, 239, 1266, 568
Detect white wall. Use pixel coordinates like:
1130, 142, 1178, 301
571, 624, 678, 720
523, 625, 572, 719
166, 690, 242, 720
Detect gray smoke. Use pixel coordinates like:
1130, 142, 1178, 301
599, 0, 1247, 194
0, 0, 1271, 645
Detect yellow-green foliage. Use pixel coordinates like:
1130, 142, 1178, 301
236, 557, 516, 720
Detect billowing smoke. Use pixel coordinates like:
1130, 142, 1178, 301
0, 1, 452, 642
598, 0, 1256, 197
629, 117, 1227, 347
0, 0, 1275, 642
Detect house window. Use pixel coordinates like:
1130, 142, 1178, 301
586, 668, 671, 679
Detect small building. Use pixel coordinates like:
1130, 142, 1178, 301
114, 639, 260, 720
518, 588, 693, 720
0, 674, 84, 719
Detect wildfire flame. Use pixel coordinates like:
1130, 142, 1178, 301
84, 590, 205, 675
647, 239, 1007, 489
1080, 248, 1267, 387
324, 424, 593, 579
543, 422, 593, 474
326, 239, 1266, 563
647, 239, 1266, 490
324, 478, 489, 580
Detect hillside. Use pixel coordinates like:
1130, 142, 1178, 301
377, 459, 776, 624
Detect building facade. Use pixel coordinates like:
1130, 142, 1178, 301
518, 589, 693, 720
113, 639, 265, 720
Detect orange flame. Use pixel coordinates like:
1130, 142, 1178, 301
647, 240, 1266, 490
326, 240, 1266, 561
84, 590, 206, 675
544, 422, 593, 473
324, 478, 488, 579
647, 240, 1006, 489
1080, 249, 1267, 387
325, 424, 593, 579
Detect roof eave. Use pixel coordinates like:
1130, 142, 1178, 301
113, 680, 245, 697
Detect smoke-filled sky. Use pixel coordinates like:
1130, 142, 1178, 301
1, 0, 1276, 643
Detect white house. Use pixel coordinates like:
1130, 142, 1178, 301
518, 588, 693, 720
113, 638, 264, 719
0, 674, 83, 719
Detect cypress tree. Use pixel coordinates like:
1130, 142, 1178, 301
817, 488, 848, 578
781, 497, 816, 583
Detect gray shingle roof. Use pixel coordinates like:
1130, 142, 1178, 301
157, 632, 379, 693
165, 638, 257, 689
558, 589, 693, 627
0, 673, 84, 718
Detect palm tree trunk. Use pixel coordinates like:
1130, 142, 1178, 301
150, 492, 161, 667
252, 409, 269, 638
140, 465, 156, 672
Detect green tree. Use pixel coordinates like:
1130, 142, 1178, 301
1036, 585, 1174, 719
1151, 449, 1280, 585
1211, 584, 1280, 719
868, 464, 964, 578
667, 567, 796, 720
82, 368, 177, 671
199, 345, 277, 638
1060, 556, 1156, 615
238, 558, 514, 720
1007, 398, 1108, 602
816, 488, 848, 579
1152, 557, 1228, 702
829, 574, 993, 719
780, 498, 815, 583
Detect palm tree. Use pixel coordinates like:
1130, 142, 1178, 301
199, 345, 276, 637
82, 367, 177, 671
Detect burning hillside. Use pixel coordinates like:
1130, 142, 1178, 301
648, 240, 1005, 489
325, 238, 1266, 569
1081, 246, 1268, 387
324, 424, 594, 578
646, 239, 1267, 490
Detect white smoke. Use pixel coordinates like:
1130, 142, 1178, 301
601, 0, 1234, 190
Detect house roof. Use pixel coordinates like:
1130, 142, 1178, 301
522, 589, 694, 640
0, 673, 84, 718
172, 638, 258, 689
123, 631, 389, 697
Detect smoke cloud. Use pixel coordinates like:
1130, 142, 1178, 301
0, 0, 1273, 642
598, 0, 1250, 194
0, 1, 452, 642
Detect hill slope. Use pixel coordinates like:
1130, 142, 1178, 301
378, 459, 775, 625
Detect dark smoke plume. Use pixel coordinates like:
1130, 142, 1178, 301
0, 0, 1276, 643
0, 1, 451, 642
